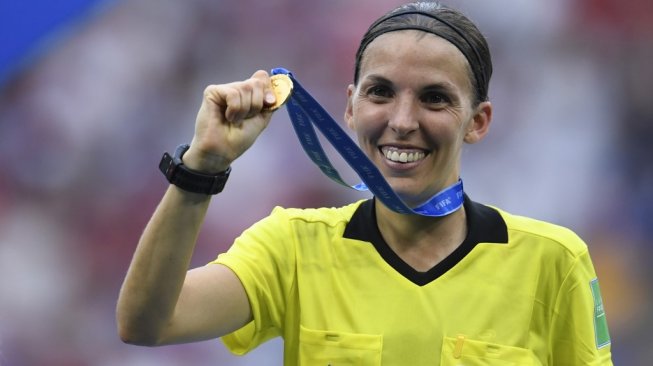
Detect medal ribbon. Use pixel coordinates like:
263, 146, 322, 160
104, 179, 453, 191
271, 67, 464, 217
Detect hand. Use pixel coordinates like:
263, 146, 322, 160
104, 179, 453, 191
183, 70, 277, 173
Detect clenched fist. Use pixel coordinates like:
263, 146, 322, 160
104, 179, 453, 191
183, 70, 278, 174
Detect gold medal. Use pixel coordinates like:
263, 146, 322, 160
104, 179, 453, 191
266, 74, 293, 111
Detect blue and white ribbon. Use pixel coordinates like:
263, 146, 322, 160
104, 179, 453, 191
272, 67, 464, 217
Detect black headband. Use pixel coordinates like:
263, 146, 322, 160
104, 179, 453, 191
356, 9, 488, 101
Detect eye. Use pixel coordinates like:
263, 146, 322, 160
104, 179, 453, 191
420, 91, 449, 105
366, 84, 394, 99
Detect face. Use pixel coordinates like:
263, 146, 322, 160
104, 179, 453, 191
345, 30, 492, 208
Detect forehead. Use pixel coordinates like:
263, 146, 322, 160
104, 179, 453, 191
359, 30, 472, 89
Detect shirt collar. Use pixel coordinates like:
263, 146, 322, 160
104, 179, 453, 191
343, 195, 508, 286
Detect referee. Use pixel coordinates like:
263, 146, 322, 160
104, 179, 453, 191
117, 2, 613, 365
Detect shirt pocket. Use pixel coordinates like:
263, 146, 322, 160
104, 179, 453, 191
440, 335, 540, 366
298, 325, 383, 366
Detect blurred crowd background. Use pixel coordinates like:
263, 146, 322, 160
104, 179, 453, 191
1, 0, 651, 365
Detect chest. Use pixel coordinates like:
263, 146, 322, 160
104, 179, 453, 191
290, 241, 547, 365
296, 239, 546, 339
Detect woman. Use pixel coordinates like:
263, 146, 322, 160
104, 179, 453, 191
117, 2, 613, 365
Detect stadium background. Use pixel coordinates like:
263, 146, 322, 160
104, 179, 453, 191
1, 0, 651, 364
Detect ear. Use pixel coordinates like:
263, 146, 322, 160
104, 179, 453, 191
463, 101, 492, 144
344, 84, 356, 130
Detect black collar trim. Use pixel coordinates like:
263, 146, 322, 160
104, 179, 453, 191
343, 196, 509, 286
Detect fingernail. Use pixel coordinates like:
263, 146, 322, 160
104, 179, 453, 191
265, 92, 276, 104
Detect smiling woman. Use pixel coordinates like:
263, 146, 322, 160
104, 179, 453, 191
345, 31, 491, 208
116, 2, 614, 365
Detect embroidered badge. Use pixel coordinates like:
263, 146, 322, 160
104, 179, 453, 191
590, 278, 611, 348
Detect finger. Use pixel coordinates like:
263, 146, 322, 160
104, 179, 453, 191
205, 72, 273, 123
203, 84, 227, 109
200, 84, 233, 125
245, 78, 267, 119
251, 70, 276, 110
232, 82, 253, 122
223, 86, 243, 123
231, 75, 270, 121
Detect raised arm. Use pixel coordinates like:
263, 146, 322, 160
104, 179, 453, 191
116, 70, 277, 346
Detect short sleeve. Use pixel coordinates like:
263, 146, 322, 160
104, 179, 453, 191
550, 249, 613, 365
210, 207, 296, 355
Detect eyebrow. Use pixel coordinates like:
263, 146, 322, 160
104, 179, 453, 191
360, 74, 392, 87
362, 73, 460, 99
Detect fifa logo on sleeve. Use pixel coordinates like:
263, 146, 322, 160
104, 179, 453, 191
590, 278, 611, 349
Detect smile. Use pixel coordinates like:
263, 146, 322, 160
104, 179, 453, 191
380, 146, 427, 163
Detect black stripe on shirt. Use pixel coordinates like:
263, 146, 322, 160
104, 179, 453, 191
343, 196, 508, 286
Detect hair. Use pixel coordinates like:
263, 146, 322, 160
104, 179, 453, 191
353, 2, 492, 105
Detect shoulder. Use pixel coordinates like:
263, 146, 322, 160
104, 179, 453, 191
491, 205, 588, 258
267, 200, 366, 227
231, 201, 367, 250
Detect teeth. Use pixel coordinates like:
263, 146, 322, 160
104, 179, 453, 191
383, 148, 425, 163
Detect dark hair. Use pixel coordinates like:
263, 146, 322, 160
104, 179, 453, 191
353, 2, 492, 105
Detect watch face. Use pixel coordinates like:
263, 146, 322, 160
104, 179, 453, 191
267, 74, 293, 111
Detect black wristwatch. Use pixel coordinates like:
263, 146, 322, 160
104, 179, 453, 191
159, 144, 231, 195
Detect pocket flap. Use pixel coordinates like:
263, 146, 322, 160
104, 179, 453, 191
299, 325, 383, 365
441, 335, 538, 366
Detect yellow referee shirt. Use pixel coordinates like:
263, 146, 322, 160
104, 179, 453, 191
212, 198, 613, 365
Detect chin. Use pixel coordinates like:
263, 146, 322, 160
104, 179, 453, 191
388, 184, 428, 208
390, 180, 455, 208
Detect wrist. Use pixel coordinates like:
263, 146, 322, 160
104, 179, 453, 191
181, 148, 231, 174
159, 144, 231, 195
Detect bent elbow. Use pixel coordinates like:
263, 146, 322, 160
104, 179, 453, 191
118, 329, 161, 347
117, 319, 164, 347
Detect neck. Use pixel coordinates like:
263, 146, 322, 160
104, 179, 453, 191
375, 199, 468, 271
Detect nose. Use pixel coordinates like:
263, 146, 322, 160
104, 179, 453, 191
388, 95, 419, 136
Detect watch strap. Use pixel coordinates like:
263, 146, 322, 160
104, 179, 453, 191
159, 144, 231, 195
